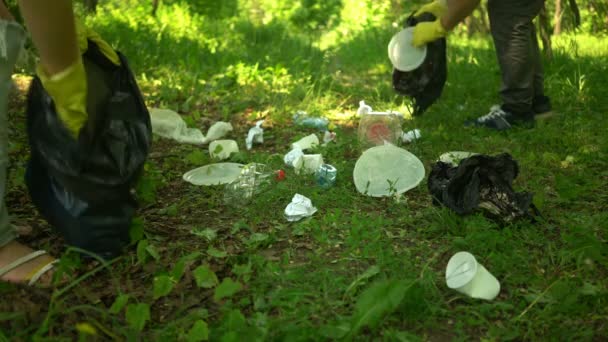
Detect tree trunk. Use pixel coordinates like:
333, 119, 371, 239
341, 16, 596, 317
553, 0, 562, 35
538, 4, 553, 59
84, 0, 99, 13
152, 0, 160, 17
568, 0, 581, 28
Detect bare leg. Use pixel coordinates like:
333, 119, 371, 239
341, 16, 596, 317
0, 2, 55, 285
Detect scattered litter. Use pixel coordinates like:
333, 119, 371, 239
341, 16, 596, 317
224, 163, 273, 207
284, 194, 318, 222
438, 151, 478, 166
183, 163, 244, 186
353, 144, 424, 197
284, 148, 304, 168
446, 251, 500, 300
357, 101, 403, 149
246, 120, 265, 150
293, 110, 330, 131
150, 108, 232, 145
323, 131, 337, 145
401, 129, 421, 143
428, 153, 540, 224
205, 122, 234, 143
315, 164, 337, 188
294, 154, 324, 175
291, 133, 319, 151
209, 139, 239, 160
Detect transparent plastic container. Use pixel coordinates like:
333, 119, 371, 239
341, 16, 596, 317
357, 112, 403, 150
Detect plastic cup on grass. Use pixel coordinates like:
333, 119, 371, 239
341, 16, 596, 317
445, 251, 500, 300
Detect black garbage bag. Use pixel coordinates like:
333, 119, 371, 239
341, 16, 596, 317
428, 153, 540, 224
25, 40, 152, 259
392, 12, 447, 116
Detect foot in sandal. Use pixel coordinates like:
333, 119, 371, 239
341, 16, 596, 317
0, 241, 57, 286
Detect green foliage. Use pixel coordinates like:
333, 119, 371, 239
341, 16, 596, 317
2, 0, 607, 340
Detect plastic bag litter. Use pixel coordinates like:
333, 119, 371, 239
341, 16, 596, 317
428, 153, 540, 224
401, 129, 421, 143
323, 131, 337, 145
25, 41, 151, 259
150, 108, 233, 145
284, 194, 318, 222
246, 120, 264, 150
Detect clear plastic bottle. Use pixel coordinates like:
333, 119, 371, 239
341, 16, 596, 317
293, 111, 330, 131
223, 163, 284, 207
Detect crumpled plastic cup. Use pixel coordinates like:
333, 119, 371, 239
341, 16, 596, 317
291, 133, 319, 151
209, 139, 239, 160
294, 154, 324, 175
445, 251, 500, 300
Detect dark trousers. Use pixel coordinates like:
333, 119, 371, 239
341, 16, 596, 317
487, 0, 545, 114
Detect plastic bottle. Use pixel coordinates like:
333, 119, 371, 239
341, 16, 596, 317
293, 111, 330, 131
223, 163, 285, 207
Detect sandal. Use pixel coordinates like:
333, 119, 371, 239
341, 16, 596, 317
0, 250, 58, 286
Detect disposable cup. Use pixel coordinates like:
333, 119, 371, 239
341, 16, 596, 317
445, 251, 500, 300
209, 139, 239, 160
294, 154, 324, 175
291, 134, 320, 151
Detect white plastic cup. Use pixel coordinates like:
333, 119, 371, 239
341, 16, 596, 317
294, 154, 324, 175
291, 134, 320, 151
209, 139, 239, 160
445, 251, 500, 300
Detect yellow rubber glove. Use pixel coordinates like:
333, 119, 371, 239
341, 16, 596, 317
415, 0, 448, 17
412, 19, 447, 47
37, 19, 120, 138
37, 59, 88, 138
75, 19, 120, 66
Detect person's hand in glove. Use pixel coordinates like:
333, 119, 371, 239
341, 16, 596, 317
412, 0, 481, 47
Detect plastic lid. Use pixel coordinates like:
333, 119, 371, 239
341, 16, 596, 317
445, 251, 478, 289
353, 144, 425, 197
388, 27, 427, 72
183, 163, 244, 186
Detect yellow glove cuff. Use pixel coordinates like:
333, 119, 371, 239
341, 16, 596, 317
75, 19, 120, 66
412, 19, 447, 47
37, 58, 88, 138
415, 0, 448, 17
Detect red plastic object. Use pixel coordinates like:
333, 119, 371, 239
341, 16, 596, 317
275, 169, 286, 181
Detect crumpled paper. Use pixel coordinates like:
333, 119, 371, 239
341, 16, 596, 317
401, 129, 421, 143
284, 194, 318, 222
150, 108, 233, 145
246, 120, 265, 150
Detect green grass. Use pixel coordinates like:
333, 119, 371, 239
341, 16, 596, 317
2, 1, 607, 340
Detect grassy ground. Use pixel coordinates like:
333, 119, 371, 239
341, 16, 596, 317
2, 2, 607, 341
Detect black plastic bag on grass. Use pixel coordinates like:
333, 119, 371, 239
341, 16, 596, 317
392, 12, 447, 116
25, 41, 152, 259
428, 153, 540, 224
